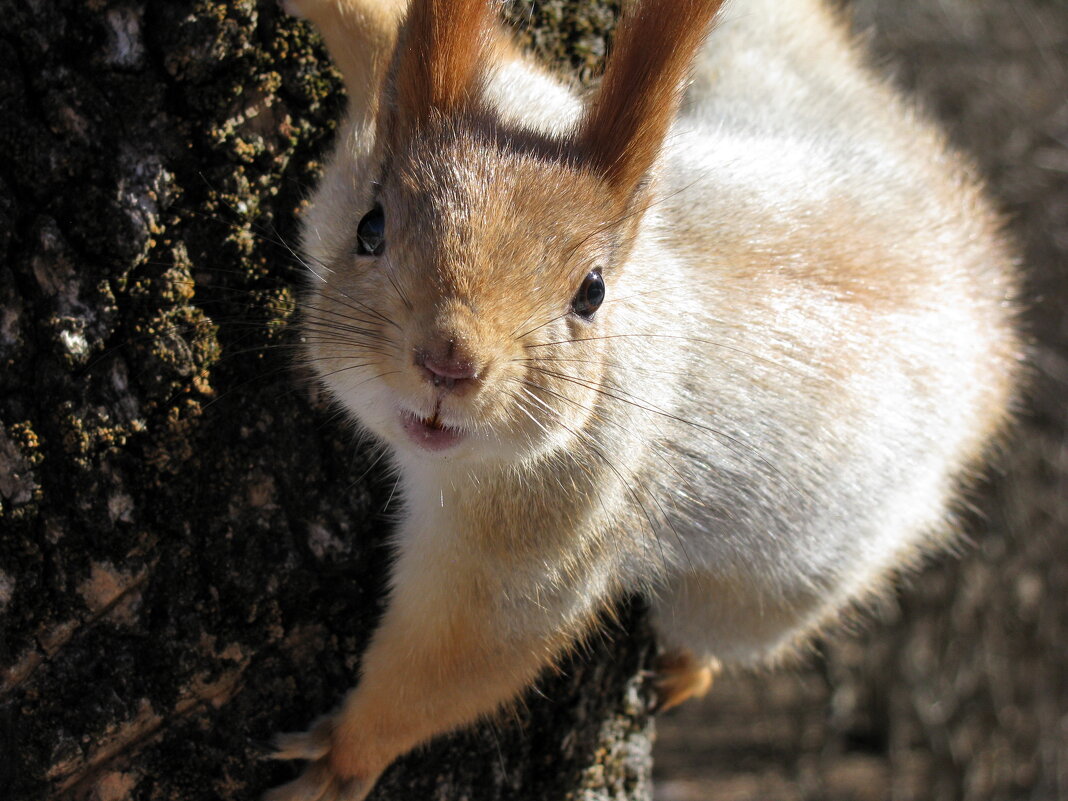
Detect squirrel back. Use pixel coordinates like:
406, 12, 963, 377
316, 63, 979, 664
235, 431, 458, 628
648, 1, 1020, 657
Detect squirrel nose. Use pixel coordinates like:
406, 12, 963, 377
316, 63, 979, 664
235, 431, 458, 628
416, 349, 480, 392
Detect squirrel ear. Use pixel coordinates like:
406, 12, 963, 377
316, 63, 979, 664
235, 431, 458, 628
281, 0, 407, 128
578, 0, 726, 196
392, 0, 495, 131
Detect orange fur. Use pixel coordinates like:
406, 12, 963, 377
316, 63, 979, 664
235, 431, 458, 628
654, 649, 720, 711
393, 0, 495, 128
579, 0, 727, 193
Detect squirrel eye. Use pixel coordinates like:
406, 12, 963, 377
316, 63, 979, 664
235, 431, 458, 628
571, 269, 605, 319
355, 204, 385, 256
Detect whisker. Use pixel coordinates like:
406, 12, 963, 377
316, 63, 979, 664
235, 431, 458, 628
524, 363, 805, 499
510, 383, 675, 573
310, 280, 403, 333
380, 249, 414, 312
511, 356, 691, 378
525, 332, 813, 382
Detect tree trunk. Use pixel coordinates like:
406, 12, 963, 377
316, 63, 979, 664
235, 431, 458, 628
0, 2, 654, 799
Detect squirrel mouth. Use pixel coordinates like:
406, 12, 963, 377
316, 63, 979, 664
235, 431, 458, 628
400, 407, 464, 451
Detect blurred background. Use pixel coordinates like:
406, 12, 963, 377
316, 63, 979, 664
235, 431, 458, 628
649, 1, 1068, 798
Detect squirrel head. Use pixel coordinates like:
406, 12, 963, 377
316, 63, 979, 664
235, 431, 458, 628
302, 0, 724, 464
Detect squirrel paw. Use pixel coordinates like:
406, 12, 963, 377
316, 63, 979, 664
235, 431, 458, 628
264, 716, 374, 801
263, 762, 367, 801
270, 714, 333, 761
649, 650, 720, 713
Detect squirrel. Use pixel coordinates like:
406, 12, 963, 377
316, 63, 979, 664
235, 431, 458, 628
265, 0, 1022, 798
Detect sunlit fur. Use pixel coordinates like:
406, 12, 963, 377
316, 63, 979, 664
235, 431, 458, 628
269, 0, 1021, 798
392, 0, 495, 128
580, 0, 727, 193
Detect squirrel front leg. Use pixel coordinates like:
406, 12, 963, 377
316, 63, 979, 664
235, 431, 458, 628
267, 522, 604, 801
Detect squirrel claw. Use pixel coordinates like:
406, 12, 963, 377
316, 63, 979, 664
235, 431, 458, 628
263, 761, 369, 801
270, 716, 334, 761
648, 650, 720, 714
262, 761, 334, 801
264, 713, 374, 801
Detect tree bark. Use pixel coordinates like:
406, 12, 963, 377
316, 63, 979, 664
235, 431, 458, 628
0, 2, 653, 799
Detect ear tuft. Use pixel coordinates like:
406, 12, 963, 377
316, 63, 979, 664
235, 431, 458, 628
394, 0, 496, 129
579, 0, 726, 194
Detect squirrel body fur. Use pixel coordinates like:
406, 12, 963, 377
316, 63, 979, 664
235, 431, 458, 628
267, 0, 1021, 798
